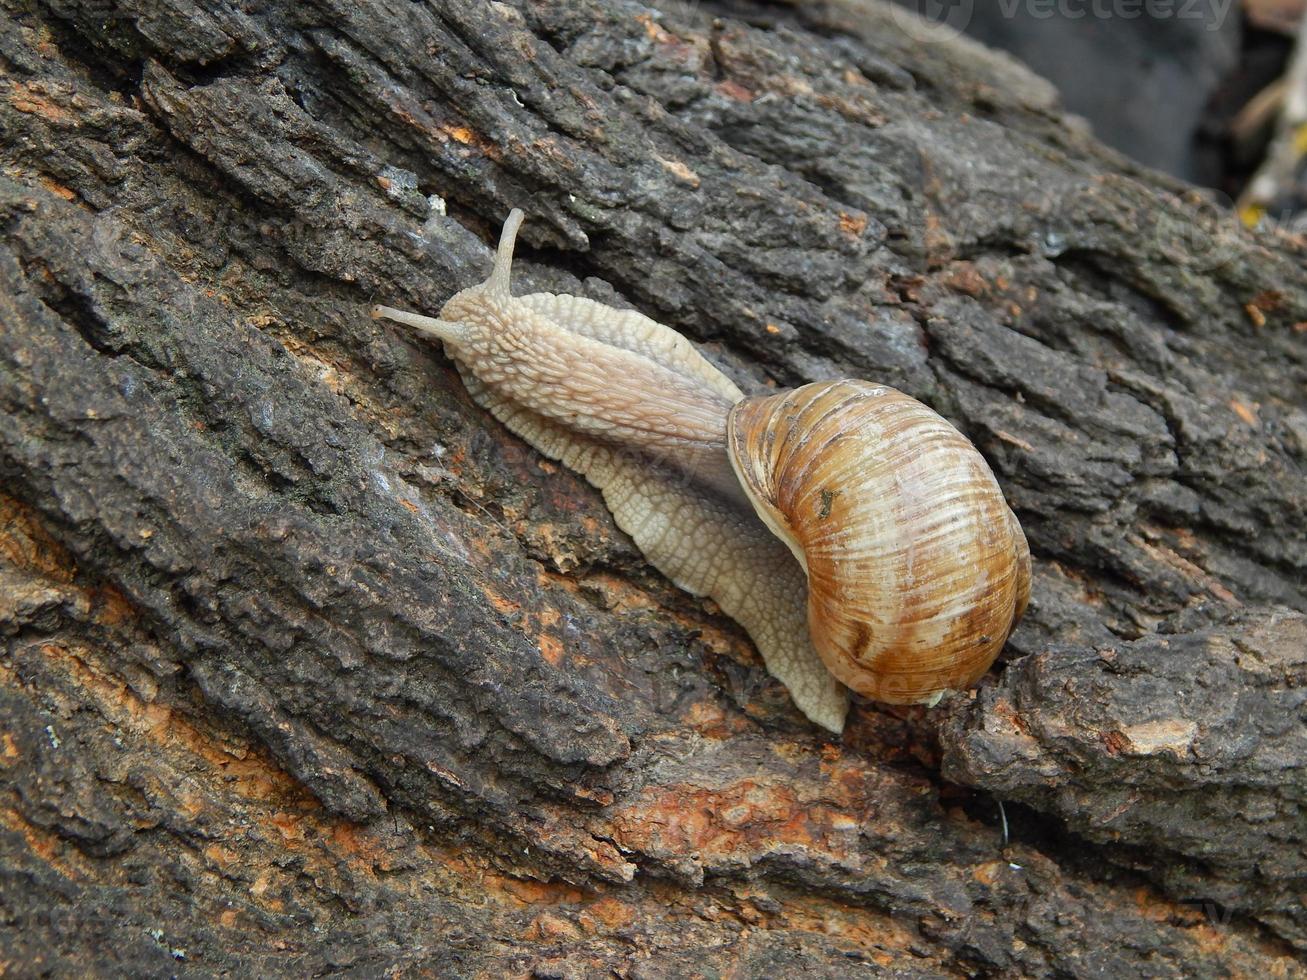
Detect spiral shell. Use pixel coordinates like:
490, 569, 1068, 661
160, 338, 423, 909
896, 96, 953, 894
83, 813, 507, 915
726, 380, 1030, 705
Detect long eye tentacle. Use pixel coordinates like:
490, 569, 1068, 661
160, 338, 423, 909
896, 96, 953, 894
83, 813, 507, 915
371, 305, 466, 344
488, 208, 525, 299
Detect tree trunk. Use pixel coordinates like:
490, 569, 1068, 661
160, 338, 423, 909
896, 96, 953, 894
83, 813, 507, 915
2, 0, 1305, 975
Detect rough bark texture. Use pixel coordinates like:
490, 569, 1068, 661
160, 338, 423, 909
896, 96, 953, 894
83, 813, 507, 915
1, 0, 1305, 976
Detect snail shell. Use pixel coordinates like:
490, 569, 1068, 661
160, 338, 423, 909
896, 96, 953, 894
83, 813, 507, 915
727, 380, 1031, 704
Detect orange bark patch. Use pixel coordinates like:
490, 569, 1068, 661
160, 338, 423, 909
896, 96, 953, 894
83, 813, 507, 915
323, 820, 409, 873
419, 122, 501, 161
606, 773, 869, 866
583, 896, 634, 930
524, 910, 582, 942
1229, 399, 1259, 426
838, 212, 868, 238
8, 81, 73, 124
971, 860, 1006, 886
538, 633, 565, 667
943, 262, 989, 298
768, 890, 923, 966
39, 177, 76, 201
657, 156, 701, 188
681, 700, 749, 739
431, 840, 605, 908
1100, 730, 1130, 755
562, 570, 658, 614
1249, 289, 1286, 314
485, 587, 521, 617
1127, 530, 1238, 604
0, 494, 77, 583
264, 812, 305, 843
1131, 883, 1222, 933
715, 79, 754, 102
203, 843, 241, 869
0, 807, 91, 879
635, 12, 675, 44
92, 583, 138, 627
31, 641, 314, 807
498, 875, 585, 907
994, 429, 1035, 453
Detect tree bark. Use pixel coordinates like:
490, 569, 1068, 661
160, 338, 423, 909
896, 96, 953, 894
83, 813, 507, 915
2, 0, 1305, 975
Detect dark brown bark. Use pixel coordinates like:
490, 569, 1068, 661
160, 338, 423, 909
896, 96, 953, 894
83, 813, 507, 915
1, 0, 1305, 975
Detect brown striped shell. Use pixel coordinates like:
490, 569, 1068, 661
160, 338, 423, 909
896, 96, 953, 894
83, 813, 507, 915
727, 380, 1031, 705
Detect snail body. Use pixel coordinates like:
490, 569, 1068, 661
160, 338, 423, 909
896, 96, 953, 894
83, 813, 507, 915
373, 210, 1029, 732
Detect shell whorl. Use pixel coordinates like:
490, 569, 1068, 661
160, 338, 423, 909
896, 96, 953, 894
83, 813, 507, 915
727, 380, 1030, 704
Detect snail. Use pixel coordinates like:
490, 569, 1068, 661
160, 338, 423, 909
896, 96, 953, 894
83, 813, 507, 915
373, 209, 1030, 734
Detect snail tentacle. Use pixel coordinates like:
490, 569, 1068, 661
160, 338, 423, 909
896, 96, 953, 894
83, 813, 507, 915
370, 305, 466, 344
